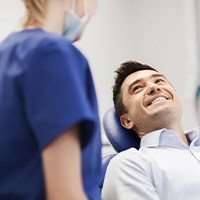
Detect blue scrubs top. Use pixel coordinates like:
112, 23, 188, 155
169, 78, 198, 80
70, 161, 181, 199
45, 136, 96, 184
0, 29, 102, 200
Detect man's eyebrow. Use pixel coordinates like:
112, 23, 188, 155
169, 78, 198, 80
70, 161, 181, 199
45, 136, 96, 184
150, 73, 167, 79
128, 73, 167, 93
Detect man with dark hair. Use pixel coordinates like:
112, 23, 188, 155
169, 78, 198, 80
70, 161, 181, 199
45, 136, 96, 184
102, 61, 200, 200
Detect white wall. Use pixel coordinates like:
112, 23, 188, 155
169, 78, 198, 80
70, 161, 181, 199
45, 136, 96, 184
0, 1, 24, 39
77, 0, 199, 155
0, 0, 199, 155
78, 0, 199, 134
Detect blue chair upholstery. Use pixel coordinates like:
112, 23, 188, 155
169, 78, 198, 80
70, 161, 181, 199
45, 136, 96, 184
100, 107, 141, 191
103, 107, 140, 152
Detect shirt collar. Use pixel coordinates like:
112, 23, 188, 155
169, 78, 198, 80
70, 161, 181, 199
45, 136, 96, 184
185, 127, 200, 146
140, 129, 166, 148
140, 127, 200, 148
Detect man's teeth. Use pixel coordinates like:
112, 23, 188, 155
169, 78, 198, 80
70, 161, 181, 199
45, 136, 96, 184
151, 97, 166, 105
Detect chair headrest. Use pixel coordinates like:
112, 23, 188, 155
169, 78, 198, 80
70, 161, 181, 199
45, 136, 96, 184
103, 107, 140, 152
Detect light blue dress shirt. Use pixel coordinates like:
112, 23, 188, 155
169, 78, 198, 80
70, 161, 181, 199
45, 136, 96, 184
102, 128, 200, 200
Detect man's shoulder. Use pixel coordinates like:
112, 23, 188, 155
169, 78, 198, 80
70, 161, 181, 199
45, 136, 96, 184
106, 148, 151, 177
109, 148, 147, 166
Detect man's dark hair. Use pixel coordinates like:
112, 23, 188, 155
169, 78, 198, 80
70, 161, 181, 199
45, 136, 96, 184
113, 61, 157, 118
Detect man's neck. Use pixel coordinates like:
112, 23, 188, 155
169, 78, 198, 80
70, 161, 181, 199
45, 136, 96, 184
166, 124, 189, 146
138, 124, 189, 146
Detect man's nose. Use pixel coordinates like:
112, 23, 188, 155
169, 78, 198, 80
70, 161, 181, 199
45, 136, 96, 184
147, 83, 160, 95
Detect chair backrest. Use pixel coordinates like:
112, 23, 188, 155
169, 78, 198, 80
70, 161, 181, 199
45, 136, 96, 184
103, 107, 140, 152
99, 154, 116, 189
100, 107, 141, 191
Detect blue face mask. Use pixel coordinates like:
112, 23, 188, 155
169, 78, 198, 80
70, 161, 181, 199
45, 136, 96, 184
63, 0, 89, 42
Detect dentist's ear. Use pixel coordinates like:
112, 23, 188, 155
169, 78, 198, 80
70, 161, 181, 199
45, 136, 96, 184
120, 114, 134, 130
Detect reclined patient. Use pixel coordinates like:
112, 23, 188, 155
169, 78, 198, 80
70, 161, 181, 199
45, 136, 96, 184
102, 61, 200, 200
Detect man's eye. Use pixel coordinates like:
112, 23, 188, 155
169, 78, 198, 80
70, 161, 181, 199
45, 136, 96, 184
155, 79, 164, 84
132, 86, 142, 93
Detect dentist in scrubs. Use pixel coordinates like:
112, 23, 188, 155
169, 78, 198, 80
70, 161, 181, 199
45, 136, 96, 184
0, 0, 101, 199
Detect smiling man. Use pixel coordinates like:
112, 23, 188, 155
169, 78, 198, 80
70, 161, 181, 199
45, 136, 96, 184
102, 61, 200, 200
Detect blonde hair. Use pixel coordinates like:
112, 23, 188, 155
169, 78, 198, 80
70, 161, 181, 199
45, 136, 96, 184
21, 0, 47, 28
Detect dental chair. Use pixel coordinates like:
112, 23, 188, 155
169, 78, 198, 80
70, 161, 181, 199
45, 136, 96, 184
103, 107, 140, 152
100, 107, 140, 189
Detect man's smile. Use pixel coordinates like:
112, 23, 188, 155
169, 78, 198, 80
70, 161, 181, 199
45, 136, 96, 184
145, 94, 171, 107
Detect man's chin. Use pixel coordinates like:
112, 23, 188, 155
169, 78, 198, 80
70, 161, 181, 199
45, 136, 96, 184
147, 105, 173, 117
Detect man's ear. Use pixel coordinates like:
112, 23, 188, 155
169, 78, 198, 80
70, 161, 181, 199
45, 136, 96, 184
120, 114, 134, 130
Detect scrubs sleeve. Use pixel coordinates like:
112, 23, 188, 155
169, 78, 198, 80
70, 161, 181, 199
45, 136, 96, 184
21, 40, 96, 151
